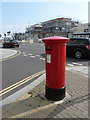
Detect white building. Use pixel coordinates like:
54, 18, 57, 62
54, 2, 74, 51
71, 23, 88, 33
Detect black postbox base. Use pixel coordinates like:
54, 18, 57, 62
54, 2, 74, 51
45, 85, 66, 101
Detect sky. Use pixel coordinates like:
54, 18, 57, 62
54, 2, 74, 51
0, 0, 89, 35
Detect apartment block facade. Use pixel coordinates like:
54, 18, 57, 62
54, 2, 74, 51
25, 17, 79, 41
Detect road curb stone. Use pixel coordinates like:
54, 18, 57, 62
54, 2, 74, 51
0, 48, 17, 60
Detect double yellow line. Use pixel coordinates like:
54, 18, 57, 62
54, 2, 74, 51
0, 70, 45, 97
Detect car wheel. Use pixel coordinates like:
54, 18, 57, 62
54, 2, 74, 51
3, 44, 7, 48
74, 51, 83, 59
3, 44, 5, 48
17, 45, 19, 47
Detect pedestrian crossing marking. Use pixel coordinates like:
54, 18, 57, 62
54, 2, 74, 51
21, 52, 86, 67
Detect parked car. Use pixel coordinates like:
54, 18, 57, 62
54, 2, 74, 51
66, 38, 90, 59
3, 39, 19, 48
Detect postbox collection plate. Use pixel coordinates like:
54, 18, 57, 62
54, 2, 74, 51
46, 54, 51, 63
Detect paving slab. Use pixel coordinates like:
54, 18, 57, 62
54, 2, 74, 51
1, 68, 89, 119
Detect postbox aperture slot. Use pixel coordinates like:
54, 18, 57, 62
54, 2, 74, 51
46, 44, 53, 51
46, 49, 52, 51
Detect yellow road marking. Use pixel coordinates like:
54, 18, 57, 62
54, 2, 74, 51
0, 70, 45, 96
0, 51, 21, 62
0, 70, 45, 93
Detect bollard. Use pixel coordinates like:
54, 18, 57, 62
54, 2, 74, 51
42, 36, 69, 101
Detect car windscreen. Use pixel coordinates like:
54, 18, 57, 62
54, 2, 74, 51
12, 40, 18, 43
68, 38, 89, 45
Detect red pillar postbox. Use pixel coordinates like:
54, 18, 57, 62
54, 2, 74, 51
42, 36, 69, 101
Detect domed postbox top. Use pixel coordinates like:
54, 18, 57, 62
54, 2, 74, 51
42, 36, 69, 43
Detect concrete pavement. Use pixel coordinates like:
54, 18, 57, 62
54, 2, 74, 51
1, 68, 89, 119
0, 48, 17, 60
